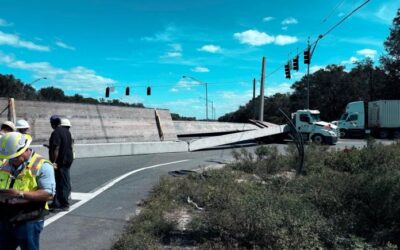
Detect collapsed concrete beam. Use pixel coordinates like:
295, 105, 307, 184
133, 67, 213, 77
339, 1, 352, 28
188, 124, 286, 151
31, 141, 189, 159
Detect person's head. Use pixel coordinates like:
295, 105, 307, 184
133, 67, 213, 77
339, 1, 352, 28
0, 132, 32, 167
60, 118, 72, 129
1, 121, 16, 134
16, 119, 30, 134
50, 115, 61, 129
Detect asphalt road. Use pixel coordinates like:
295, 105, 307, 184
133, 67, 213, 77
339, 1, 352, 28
40, 138, 395, 250
41, 143, 255, 250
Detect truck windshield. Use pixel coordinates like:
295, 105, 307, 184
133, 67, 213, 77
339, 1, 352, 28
340, 113, 348, 121
310, 114, 320, 122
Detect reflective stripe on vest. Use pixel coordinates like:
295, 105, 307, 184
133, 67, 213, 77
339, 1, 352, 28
0, 152, 51, 208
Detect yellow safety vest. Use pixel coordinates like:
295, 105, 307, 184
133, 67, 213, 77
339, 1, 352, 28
0, 152, 51, 223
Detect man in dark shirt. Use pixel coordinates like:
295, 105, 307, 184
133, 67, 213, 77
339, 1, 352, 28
49, 115, 74, 211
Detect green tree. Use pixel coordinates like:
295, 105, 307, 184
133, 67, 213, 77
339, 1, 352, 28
0, 74, 26, 99
39, 87, 66, 101
380, 8, 400, 99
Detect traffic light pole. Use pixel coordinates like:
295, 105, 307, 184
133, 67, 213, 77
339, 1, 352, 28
306, 35, 323, 110
306, 43, 310, 109
259, 57, 265, 122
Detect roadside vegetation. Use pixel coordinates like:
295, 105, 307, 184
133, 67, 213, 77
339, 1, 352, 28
112, 140, 400, 249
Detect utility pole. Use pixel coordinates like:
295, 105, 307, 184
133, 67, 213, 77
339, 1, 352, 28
259, 57, 265, 122
253, 78, 256, 119
306, 39, 310, 110
305, 35, 323, 109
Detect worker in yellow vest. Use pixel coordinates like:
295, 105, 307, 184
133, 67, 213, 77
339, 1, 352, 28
0, 132, 55, 250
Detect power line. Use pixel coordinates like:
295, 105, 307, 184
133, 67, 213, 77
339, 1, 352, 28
105, 0, 371, 93
265, 0, 370, 79
321, 0, 346, 23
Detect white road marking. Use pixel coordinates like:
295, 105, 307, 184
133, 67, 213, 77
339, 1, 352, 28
70, 192, 92, 201
44, 159, 190, 227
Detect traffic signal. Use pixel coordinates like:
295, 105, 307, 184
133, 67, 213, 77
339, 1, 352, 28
284, 63, 291, 79
293, 56, 299, 71
105, 87, 110, 98
304, 48, 310, 64
147, 86, 151, 96
125, 87, 130, 96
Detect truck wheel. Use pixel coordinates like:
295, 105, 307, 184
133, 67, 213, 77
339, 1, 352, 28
379, 130, 389, 139
312, 134, 324, 144
394, 130, 400, 139
339, 129, 347, 138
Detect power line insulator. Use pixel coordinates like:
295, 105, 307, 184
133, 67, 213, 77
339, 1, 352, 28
125, 87, 130, 96
105, 87, 110, 98
147, 86, 151, 96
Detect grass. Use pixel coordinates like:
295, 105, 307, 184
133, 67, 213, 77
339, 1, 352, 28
112, 141, 400, 249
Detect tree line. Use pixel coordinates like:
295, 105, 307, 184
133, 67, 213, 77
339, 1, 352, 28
0, 74, 145, 108
219, 9, 400, 124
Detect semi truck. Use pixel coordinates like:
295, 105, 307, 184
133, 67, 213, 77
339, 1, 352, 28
337, 100, 400, 139
291, 109, 338, 145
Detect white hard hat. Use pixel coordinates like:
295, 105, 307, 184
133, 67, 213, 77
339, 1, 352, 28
16, 119, 30, 129
60, 118, 72, 127
0, 132, 32, 159
1, 121, 16, 131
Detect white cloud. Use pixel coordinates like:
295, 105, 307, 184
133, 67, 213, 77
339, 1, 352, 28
262, 16, 274, 22
234, 29, 275, 46
148, 98, 203, 118
198, 44, 221, 53
56, 41, 75, 50
234, 29, 298, 46
170, 43, 182, 51
341, 56, 359, 65
310, 65, 325, 73
161, 43, 182, 58
165, 51, 182, 58
357, 48, 377, 59
281, 26, 288, 31
191, 66, 210, 73
0, 31, 49, 51
274, 35, 298, 45
281, 17, 298, 25
170, 78, 201, 92
0, 18, 12, 27
266, 83, 293, 95
141, 25, 176, 42
374, 4, 397, 24
0, 52, 116, 94
339, 37, 381, 47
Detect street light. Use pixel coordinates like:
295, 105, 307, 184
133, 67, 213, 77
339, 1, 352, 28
199, 96, 215, 120
29, 77, 47, 85
182, 75, 208, 121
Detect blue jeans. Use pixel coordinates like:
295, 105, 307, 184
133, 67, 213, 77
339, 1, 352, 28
0, 220, 44, 250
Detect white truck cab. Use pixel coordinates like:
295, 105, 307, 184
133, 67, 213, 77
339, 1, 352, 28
292, 109, 338, 144
337, 101, 366, 138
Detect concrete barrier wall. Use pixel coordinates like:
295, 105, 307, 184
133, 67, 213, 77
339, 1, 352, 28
173, 121, 259, 135
0, 98, 177, 144
31, 141, 188, 159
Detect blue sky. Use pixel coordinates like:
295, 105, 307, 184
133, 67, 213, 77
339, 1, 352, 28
0, 0, 397, 119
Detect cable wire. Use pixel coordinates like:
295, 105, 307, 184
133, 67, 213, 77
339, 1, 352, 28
265, 0, 370, 79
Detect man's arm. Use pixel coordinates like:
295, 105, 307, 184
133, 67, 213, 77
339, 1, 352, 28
0, 189, 53, 201
52, 146, 60, 168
